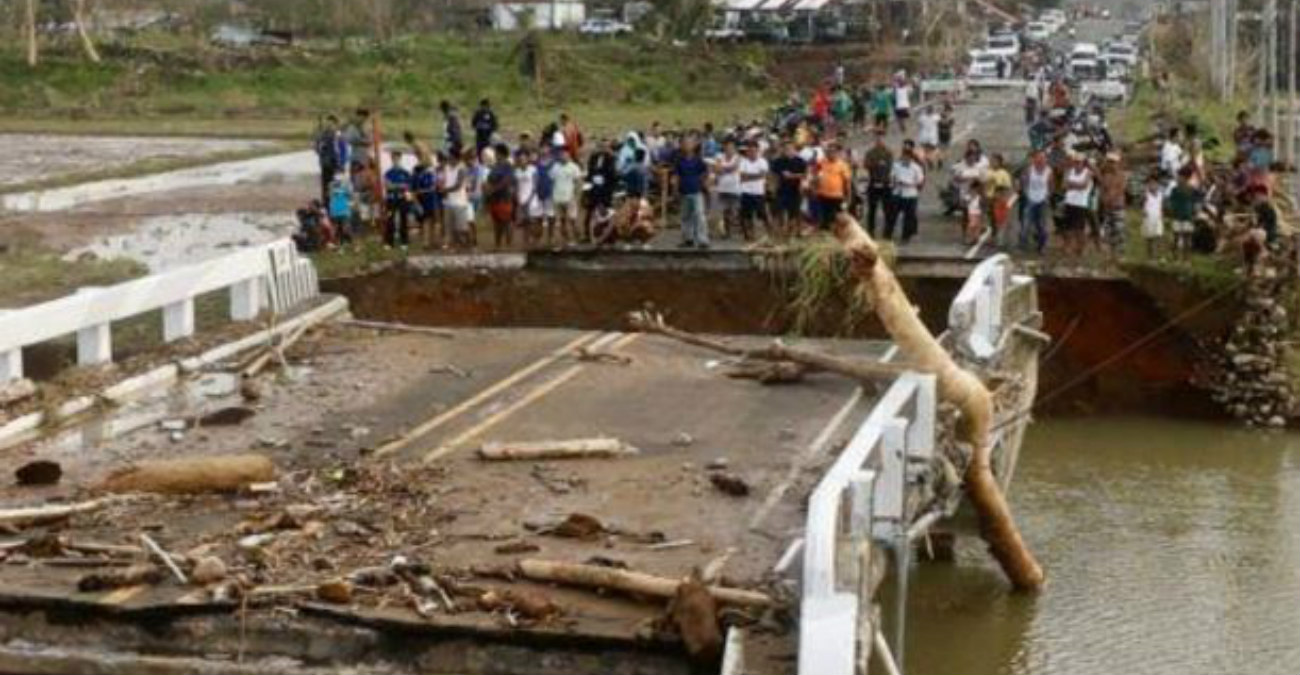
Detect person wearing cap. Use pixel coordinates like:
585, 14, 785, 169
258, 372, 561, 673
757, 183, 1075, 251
1097, 152, 1128, 260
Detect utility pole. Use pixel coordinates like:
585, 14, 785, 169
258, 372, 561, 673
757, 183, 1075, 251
1269, 0, 1281, 142
1290, 0, 1298, 165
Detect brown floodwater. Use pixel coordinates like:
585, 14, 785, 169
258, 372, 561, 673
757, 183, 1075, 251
906, 416, 1300, 675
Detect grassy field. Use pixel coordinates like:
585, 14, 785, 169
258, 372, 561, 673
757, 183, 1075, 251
0, 244, 145, 308
0, 33, 777, 140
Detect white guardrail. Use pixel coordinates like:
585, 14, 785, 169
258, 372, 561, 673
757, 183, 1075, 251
798, 254, 1026, 675
0, 239, 319, 383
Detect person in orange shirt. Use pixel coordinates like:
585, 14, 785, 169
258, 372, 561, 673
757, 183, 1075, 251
813, 143, 853, 230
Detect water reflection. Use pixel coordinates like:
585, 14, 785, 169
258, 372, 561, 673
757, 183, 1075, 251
907, 417, 1300, 675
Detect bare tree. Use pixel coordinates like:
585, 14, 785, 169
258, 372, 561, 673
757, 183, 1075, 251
25, 0, 38, 67
73, 0, 102, 63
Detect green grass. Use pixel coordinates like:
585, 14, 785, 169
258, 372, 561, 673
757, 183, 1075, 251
0, 245, 146, 308
310, 237, 406, 279
0, 34, 775, 140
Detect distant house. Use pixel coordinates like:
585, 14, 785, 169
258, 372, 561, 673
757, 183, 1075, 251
491, 1, 587, 30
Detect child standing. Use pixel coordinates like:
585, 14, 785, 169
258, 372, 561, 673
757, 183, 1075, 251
965, 178, 986, 245
1166, 167, 1202, 261
1141, 176, 1165, 259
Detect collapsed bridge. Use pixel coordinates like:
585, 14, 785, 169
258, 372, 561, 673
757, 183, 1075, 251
0, 238, 1041, 675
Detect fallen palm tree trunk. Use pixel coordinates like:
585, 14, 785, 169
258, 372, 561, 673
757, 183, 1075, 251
516, 559, 774, 608
832, 213, 1044, 592
99, 454, 275, 495
478, 437, 639, 461
627, 311, 908, 382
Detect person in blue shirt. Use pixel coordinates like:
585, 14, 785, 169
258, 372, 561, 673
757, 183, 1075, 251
674, 139, 711, 249
383, 150, 413, 248
413, 158, 440, 248
534, 149, 557, 246
327, 178, 354, 244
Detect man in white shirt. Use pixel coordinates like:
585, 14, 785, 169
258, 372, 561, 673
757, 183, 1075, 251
711, 140, 742, 238
737, 142, 770, 241
1019, 149, 1053, 254
1159, 129, 1185, 176
1061, 154, 1093, 258
514, 148, 541, 246
887, 140, 926, 243
549, 148, 584, 246
441, 150, 472, 249
893, 77, 913, 134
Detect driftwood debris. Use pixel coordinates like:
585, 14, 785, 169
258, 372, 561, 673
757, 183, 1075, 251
832, 213, 1044, 592
342, 319, 456, 339
627, 311, 908, 383
77, 564, 164, 592
515, 559, 774, 608
139, 534, 188, 585
0, 497, 128, 529
478, 437, 640, 461
669, 570, 723, 665
99, 454, 275, 495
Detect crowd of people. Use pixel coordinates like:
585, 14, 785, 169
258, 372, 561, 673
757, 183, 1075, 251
294, 63, 1284, 270
296, 75, 960, 254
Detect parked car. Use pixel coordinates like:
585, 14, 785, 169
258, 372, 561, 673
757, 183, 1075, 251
578, 18, 632, 36
985, 34, 1021, 59
968, 51, 1002, 79
1040, 9, 1067, 32
1024, 21, 1052, 43
704, 27, 745, 42
1102, 42, 1139, 68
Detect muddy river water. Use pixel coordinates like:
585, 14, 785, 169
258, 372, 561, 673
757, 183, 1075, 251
907, 416, 1300, 675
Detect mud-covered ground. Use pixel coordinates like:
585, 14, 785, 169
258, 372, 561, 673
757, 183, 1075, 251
0, 134, 277, 189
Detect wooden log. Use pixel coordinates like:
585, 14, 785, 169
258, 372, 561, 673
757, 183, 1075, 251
99, 454, 274, 495
516, 559, 774, 608
0, 497, 128, 529
342, 319, 455, 338
832, 213, 1044, 592
478, 438, 639, 461
627, 311, 908, 382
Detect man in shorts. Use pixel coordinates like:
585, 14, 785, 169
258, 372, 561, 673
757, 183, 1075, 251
1061, 154, 1094, 258
711, 140, 743, 239
769, 140, 808, 239
549, 148, 584, 246
484, 144, 516, 250
737, 142, 771, 241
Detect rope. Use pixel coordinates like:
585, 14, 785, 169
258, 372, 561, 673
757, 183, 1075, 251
993, 276, 1246, 432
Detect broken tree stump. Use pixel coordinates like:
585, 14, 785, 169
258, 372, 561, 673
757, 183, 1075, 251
478, 438, 640, 461
99, 454, 275, 495
515, 559, 774, 608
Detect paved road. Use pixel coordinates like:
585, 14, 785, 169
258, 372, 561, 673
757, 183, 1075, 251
646, 17, 1130, 263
